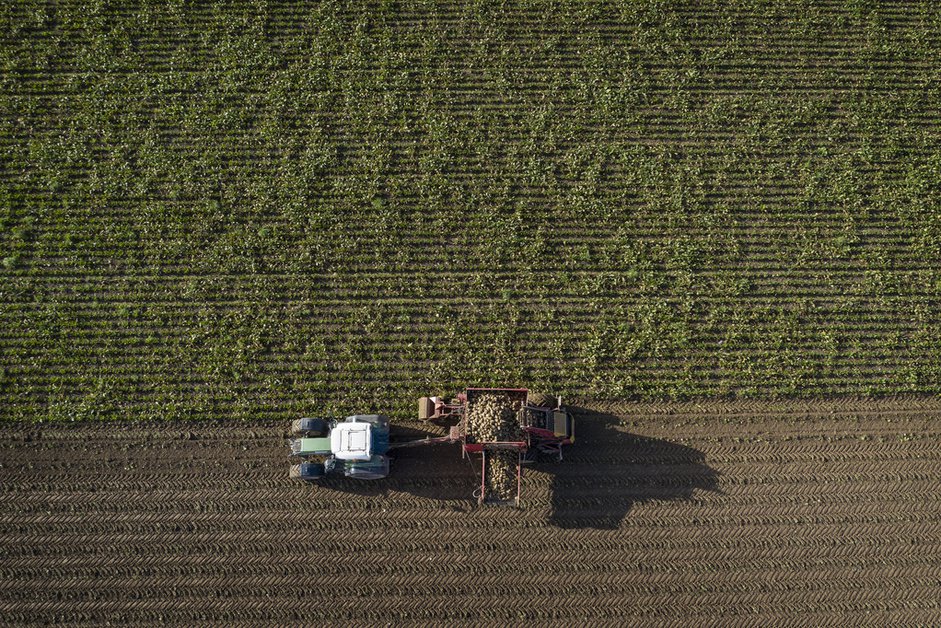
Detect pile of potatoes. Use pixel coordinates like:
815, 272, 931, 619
486, 450, 518, 501
466, 393, 521, 443
466, 394, 521, 502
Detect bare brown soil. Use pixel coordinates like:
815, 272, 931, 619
2, 398, 940, 625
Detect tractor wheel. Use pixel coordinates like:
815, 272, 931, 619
292, 418, 328, 437
290, 462, 326, 481
527, 393, 556, 408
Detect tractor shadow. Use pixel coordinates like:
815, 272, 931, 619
536, 407, 721, 529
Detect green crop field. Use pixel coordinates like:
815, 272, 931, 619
2, 0, 940, 422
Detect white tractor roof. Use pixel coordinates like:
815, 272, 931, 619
331, 423, 372, 461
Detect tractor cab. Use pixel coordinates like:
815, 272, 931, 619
331, 422, 372, 460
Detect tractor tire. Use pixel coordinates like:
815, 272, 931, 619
290, 462, 326, 481
292, 418, 328, 437
527, 393, 556, 409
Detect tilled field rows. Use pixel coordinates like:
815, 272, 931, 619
1, 398, 940, 624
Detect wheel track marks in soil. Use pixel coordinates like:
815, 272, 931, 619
3, 568, 940, 602
2, 590, 940, 624
5, 479, 937, 516
4, 550, 939, 585
3, 516, 939, 553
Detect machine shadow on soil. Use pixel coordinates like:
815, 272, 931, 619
296, 410, 719, 528
539, 408, 721, 529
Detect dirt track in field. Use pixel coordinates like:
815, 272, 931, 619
2, 398, 940, 625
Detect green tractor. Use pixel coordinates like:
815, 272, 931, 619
289, 415, 393, 481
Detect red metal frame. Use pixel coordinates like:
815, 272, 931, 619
420, 386, 575, 505
461, 388, 529, 506
461, 392, 528, 450
422, 392, 469, 422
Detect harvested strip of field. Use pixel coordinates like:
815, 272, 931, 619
1, 398, 940, 624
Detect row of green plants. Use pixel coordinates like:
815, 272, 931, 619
1, 0, 940, 420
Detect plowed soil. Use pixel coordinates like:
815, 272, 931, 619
2, 398, 940, 625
